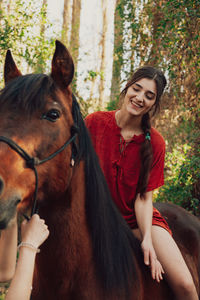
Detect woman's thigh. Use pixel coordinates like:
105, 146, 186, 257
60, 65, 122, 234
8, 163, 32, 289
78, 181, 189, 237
133, 226, 194, 287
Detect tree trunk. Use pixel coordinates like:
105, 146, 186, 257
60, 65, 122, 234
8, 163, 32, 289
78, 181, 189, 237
62, 0, 71, 47
110, 0, 124, 105
98, 0, 109, 109
40, 0, 47, 37
146, 0, 164, 65
36, 0, 47, 73
7, 0, 12, 14
70, 0, 81, 73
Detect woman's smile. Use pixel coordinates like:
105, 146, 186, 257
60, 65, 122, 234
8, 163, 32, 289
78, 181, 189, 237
130, 99, 143, 109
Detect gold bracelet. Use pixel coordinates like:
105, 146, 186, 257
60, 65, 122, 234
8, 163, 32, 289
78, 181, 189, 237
17, 242, 40, 253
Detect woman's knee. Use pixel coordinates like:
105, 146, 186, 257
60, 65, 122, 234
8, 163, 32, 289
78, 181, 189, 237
174, 276, 196, 296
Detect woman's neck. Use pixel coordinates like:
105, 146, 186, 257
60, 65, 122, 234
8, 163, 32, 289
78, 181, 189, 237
115, 109, 143, 137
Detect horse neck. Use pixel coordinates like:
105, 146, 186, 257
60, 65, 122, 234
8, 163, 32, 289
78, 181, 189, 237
33, 161, 95, 297
41, 160, 90, 253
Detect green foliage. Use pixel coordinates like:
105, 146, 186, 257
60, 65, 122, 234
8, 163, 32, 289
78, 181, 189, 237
0, 0, 57, 88
156, 150, 200, 215
0, 281, 9, 299
106, 99, 118, 111
155, 117, 200, 216
85, 70, 98, 81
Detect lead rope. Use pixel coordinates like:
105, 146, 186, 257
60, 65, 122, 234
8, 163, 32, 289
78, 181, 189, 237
0, 131, 78, 218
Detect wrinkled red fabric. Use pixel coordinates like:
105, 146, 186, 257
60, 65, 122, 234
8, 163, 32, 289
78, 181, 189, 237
85, 110, 171, 235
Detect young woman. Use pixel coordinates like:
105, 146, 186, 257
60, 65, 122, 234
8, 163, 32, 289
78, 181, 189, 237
85, 66, 198, 300
0, 214, 49, 300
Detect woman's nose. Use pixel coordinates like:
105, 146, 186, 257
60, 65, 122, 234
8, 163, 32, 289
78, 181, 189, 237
136, 92, 144, 103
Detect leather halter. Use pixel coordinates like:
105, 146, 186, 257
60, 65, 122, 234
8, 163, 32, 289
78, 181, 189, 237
0, 130, 78, 219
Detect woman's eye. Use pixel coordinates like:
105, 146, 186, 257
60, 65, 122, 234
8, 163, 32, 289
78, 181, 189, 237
146, 94, 154, 100
42, 109, 61, 122
133, 87, 139, 92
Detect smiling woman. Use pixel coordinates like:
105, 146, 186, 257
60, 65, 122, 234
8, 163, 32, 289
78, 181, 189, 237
85, 65, 199, 299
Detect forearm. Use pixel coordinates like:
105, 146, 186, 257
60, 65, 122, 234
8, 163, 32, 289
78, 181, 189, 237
6, 247, 36, 300
0, 220, 18, 281
134, 191, 153, 240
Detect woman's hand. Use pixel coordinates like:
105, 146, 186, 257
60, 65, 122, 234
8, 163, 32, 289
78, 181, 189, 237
21, 214, 49, 249
141, 237, 164, 282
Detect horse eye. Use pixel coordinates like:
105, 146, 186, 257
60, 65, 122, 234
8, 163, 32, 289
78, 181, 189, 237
42, 109, 61, 122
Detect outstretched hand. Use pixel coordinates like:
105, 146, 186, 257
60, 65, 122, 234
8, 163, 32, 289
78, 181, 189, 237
141, 238, 164, 282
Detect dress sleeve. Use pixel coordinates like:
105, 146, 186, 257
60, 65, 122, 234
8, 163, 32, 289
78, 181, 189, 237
146, 133, 165, 192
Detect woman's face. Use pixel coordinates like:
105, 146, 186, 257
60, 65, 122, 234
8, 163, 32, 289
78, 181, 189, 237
123, 78, 157, 117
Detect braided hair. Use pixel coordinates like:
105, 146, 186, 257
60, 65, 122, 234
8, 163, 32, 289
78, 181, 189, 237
120, 66, 167, 197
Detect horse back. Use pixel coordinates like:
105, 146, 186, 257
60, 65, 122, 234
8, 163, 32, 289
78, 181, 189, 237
155, 202, 200, 293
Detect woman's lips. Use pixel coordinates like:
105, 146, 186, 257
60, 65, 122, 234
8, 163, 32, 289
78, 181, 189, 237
130, 99, 143, 109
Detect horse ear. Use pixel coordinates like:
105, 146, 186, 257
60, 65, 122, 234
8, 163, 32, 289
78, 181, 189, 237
4, 50, 22, 84
51, 40, 74, 90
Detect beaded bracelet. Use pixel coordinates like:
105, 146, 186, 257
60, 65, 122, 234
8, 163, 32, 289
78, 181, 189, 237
17, 242, 40, 253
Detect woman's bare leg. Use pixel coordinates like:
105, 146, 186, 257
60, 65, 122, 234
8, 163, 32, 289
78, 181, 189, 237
133, 226, 198, 300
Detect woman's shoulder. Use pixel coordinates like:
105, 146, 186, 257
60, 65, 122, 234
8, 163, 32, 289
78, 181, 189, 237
85, 110, 115, 126
151, 128, 165, 150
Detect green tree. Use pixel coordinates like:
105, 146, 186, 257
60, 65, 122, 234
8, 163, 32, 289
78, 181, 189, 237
0, 0, 57, 87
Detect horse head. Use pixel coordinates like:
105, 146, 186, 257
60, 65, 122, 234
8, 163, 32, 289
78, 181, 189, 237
0, 41, 75, 228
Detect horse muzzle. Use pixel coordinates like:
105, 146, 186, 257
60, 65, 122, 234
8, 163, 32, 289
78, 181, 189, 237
0, 196, 21, 229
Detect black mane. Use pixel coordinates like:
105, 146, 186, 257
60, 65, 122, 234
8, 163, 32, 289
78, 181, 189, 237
72, 96, 142, 298
0, 74, 59, 114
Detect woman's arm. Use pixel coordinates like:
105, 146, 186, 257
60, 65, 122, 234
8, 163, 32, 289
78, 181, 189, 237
6, 214, 49, 300
134, 191, 164, 282
0, 216, 18, 282
135, 191, 153, 244
6, 246, 37, 300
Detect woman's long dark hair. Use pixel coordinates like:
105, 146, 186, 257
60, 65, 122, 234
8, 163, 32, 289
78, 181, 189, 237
120, 66, 167, 196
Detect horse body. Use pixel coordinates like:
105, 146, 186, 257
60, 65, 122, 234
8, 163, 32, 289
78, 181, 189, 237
0, 41, 199, 299
156, 203, 200, 291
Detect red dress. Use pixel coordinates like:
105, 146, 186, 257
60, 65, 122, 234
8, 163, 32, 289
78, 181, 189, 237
85, 110, 171, 235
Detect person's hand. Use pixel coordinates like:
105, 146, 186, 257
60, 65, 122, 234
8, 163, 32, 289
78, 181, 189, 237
141, 237, 164, 282
21, 214, 49, 249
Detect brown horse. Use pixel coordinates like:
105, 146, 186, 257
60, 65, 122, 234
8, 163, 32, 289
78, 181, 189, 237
0, 41, 200, 300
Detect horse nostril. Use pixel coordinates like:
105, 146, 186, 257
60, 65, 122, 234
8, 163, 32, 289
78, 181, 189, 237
15, 199, 21, 205
0, 177, 4, 195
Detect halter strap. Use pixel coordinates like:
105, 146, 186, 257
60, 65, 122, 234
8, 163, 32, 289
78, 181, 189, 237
0, 131, 78, 218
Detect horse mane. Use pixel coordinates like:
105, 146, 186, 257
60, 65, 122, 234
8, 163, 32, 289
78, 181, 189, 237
0, 74, 59, 114
0, 75, 142, 298
72, 95, 142, 298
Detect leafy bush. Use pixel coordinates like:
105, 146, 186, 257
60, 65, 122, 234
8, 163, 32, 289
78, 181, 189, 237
155, 122, 200, 216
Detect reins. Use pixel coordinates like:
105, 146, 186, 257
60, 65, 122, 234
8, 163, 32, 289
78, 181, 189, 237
0, 130, 78, 218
